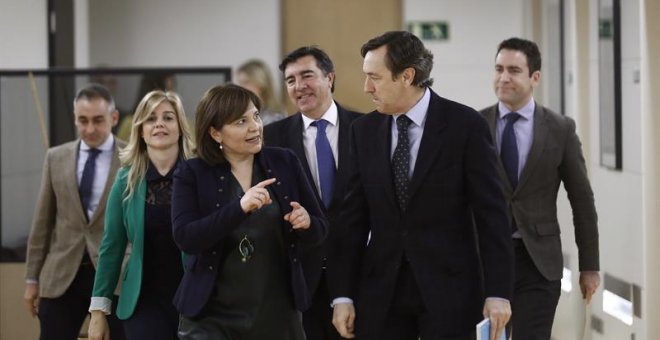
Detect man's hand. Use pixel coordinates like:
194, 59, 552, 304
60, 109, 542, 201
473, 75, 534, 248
332, 303, 356, 339
580, 271, 600, 303
23, 283, 40, 318
482, 298, 511, 340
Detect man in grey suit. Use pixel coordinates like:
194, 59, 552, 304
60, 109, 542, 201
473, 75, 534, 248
24, 84, 126, 340
480, 37, 600, 339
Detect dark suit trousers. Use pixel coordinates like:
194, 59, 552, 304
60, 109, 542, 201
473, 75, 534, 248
510, 239, 561, 340
38, 262, 125, 340
367, 260, 474, 340
303, 270, 343, 340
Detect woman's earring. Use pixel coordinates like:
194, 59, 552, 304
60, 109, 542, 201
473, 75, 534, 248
219, 143, 223, 150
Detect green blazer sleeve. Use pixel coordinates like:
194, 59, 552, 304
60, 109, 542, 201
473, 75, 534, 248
92, 168, 130, 300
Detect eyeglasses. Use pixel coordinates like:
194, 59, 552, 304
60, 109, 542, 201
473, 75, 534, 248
239, 235, 254, 262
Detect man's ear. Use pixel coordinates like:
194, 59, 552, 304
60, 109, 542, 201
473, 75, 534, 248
110, 110, 120, 127
401, 67, 416, 86
326, 72, 335, 89
530, 70, 541, 88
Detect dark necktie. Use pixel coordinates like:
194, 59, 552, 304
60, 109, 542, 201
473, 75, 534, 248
500, 113, 521, 189
79, 148, 100, 220
311, 120, 336, 208
392, 115, 412, 211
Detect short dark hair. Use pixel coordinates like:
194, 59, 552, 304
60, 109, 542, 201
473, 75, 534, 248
361, 31, 434, 88
195, 84, 262, 165
74, 83, 116, 112
279, 46, 336, 92
497, 37, 542, 75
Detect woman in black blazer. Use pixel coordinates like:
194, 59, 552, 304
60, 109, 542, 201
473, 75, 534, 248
172, 84, 328, 340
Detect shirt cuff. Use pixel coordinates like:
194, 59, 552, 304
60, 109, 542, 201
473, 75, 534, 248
89, 297, 113, 315
486, 296, 510, 304
331, 297, 354, 307
25, 279, 38, 284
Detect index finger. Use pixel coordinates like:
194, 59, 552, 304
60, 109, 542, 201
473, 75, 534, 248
254, 178, 276, 188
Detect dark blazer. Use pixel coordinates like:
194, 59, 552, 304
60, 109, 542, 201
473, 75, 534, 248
171, 147, 329, 318
264, 102, 361, 293
332, 90, 514, 337
480, 104, 599, 280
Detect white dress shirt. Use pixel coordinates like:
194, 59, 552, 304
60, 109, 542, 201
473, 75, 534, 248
300, 101, 339, 198
77, 134, 114, 220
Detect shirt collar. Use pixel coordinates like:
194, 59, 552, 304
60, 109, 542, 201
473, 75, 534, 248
394, 87, 430, 128
301, 101, 338, 129
80, 134, 114, 152
498, 98, 535, 121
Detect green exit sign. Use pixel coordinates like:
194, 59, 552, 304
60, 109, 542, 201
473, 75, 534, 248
408, 21, 450, 41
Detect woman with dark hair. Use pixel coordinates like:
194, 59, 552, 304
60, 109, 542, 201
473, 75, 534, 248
172, 84, 327, 339
88, 90, 194, 339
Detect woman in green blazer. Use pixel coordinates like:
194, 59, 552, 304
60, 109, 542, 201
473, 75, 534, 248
87, 90, 194, 340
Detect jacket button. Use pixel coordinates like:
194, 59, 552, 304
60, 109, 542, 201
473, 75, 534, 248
212, 251, 217, 255
267, 169, 272, 173
216, 203, 220, 207
292, 258, 297, 263
290, 244, 295, 248
220, 176, 225, 180
277, 181, 281, 186
284, 195, 289, 200
218, 188, 223, 192
208, 266, 214, 270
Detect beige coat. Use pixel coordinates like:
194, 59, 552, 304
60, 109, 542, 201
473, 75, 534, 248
25, 138, 124, 298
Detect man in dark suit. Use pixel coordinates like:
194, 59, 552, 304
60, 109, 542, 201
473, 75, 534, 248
480, 37, 600, 340
264, 46, 361, 340
24, 84, 126, 340
331, 31, 514, 340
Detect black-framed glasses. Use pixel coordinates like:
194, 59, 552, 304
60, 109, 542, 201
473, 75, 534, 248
239, 235, 254, 262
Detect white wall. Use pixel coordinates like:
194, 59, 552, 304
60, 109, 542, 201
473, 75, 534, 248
87, 0, 280, 86
403, 0, 528, 111
0, 0, 49, 249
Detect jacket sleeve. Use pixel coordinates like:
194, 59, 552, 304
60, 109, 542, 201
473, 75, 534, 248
465, 113, 514, 300
92, 170, 129, 300
559, 117, 599, 272
171, 161, 249, 254
25, 150, 57, 281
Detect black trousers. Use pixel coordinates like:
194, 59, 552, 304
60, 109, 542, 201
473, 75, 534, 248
368, 260, 474, 340
38, 263, 125, 340
302, 271, 343, 340
122, 293, 179, 340
509, 239, 561, 340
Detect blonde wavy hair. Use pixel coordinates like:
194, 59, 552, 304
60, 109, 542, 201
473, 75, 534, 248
119, 90, 194, 199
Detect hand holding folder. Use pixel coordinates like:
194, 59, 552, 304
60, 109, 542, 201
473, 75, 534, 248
476, 318, 507, 340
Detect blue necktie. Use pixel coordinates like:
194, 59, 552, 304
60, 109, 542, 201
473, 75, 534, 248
79, 148, 100, 220
311, 120, 336, 208
392, 115, 412, 211
500, 113, 521, 189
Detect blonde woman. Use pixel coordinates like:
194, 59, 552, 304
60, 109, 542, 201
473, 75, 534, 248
88, 90, 194, 340
236, 59, 286, 125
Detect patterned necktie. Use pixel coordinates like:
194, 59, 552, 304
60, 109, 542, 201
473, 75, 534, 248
392, 115, 412, 211
311, 119, 336, 208
500, 113, 521, 189
79, 148, 100, 220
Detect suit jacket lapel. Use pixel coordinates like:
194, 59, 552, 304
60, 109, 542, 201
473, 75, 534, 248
408, 92, 447, 200
88, 142, 121, 225
331, 106, 351, 208
517, 104, 548, 190
64, 141, 88, 223
483, 105, 512, 192
374, 114, 397, 207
